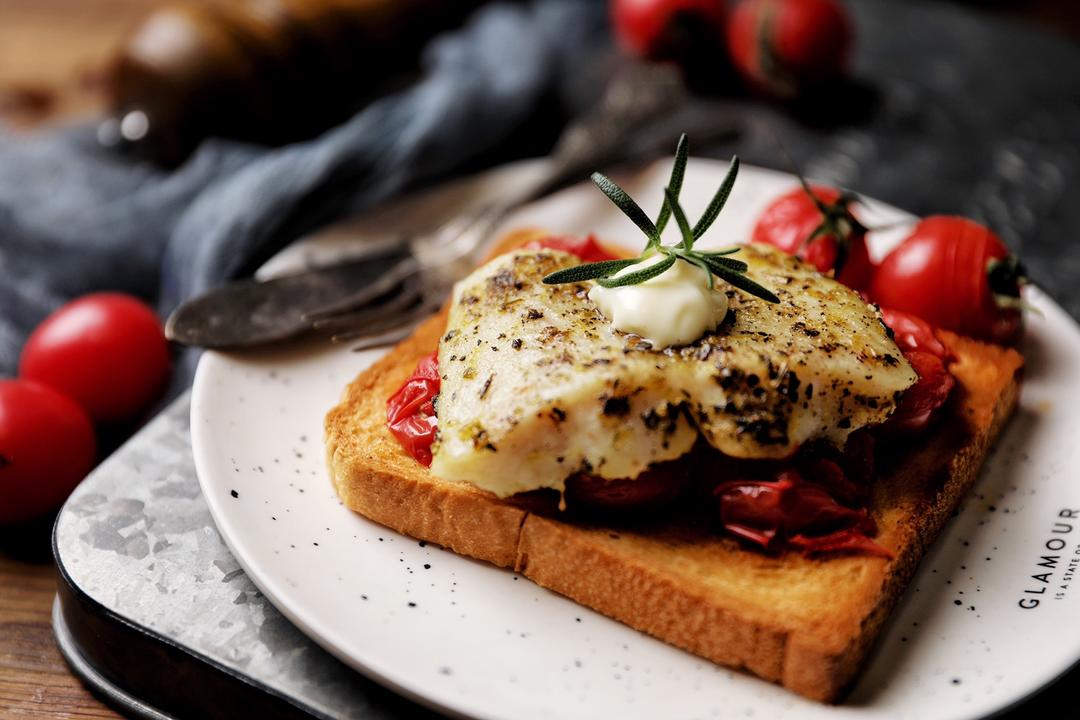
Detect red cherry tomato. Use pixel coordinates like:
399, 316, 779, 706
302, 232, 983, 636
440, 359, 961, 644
19, 293, 171, 422
727, 0, 852, 98
386, 352, 440, 466
876, 308, 956, 435
881, 350, 956, 436
752, 184, 874, 290
0, 380, 96, 524
714, 469, 891, 558
523, 234, 620, 263
870, 216, 1025, 345
878, 307, 951, 362
610, 0, 726, 61
565, 461, 690, 512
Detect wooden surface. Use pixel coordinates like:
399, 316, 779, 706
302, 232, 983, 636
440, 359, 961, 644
0, 517, 118, 718
0, 0, 153, 127
0, 1, 1077, 718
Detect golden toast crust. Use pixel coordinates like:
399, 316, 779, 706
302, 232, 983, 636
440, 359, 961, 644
324, 231, 1023, 702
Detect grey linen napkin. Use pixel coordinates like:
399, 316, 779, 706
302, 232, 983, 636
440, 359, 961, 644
0, 0, 609, 386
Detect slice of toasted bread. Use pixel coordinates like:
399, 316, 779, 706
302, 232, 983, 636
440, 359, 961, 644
324, 234, 1023, 703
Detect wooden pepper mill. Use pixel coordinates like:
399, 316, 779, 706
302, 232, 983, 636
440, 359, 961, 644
101, 0, 482, 166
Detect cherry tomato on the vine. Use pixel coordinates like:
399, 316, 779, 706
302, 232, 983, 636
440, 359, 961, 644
610, 0, 726, 62
870, 216, 1025, 345
752, 184, 874, 290
0, 380, 96, 525
727, 0, 852, 98
19, 293, 171, 422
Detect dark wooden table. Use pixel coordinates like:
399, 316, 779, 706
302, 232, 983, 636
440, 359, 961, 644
0, 1, 1077, 717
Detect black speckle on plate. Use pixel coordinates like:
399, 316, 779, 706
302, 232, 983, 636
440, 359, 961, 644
230, 490, 239, 498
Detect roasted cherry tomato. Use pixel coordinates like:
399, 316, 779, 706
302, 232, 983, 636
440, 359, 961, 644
565, 461, 690, 512
0, 379, 96, 525
791, 431, 875, 505
871, 216, 1025, 345
714, 469, 891, 558
523, 234, 620, 263
752, 184, 873, 290
876, 308, 956, 435
19, 293, 171, 422
796, 456, 861, 507
878, 307, 951, 361
386, 352, 440, 466
881, 350, 955, 436
727, 0, 852, 98
610, 0, 726, 62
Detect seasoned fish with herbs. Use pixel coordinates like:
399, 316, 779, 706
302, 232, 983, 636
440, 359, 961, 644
429, 245, 917, 497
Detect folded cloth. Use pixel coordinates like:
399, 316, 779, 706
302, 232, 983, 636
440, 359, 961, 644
0, 0, 609, 386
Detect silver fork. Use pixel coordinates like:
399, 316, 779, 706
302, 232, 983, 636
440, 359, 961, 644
303, 62, 747, 351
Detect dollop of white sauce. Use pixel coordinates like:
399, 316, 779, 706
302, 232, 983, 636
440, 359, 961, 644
588, 253, 729, 348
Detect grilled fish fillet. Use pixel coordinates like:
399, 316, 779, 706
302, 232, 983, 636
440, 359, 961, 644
430, 244, 917, 497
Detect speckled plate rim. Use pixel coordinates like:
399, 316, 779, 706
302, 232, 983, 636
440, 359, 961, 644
192, 158, 1080, 720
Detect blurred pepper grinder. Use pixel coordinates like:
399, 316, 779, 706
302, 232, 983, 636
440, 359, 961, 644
100, 0, 483, 166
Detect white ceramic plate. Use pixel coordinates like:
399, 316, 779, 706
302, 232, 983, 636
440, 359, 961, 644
192, 158, 1080, 720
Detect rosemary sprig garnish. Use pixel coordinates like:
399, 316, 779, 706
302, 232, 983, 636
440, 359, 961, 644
542, 135, 779, 304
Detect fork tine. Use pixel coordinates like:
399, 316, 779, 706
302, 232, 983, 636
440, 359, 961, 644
331, 299, 440, 344
303, 256, 420, 321
311, 276, 424, 333
347, 324, 422, 352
